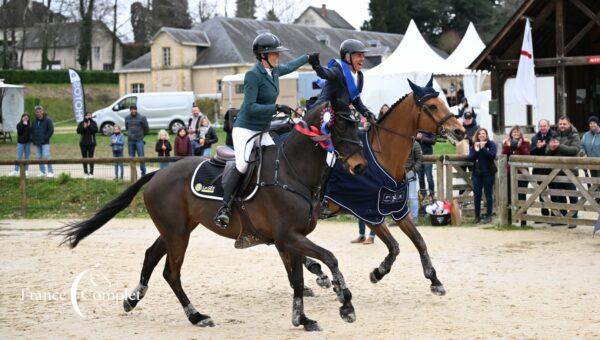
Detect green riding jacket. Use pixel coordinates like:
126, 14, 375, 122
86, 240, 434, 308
234, 55, 308, 131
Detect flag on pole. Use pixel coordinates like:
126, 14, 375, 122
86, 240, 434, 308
68, 69, 86, 123
513, 19, 537, 106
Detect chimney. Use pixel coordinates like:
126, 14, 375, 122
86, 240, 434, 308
321, 4, 327, 17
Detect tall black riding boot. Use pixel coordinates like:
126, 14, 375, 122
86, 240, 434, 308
214, 167, 243, 228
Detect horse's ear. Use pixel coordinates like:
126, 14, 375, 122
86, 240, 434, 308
426, 75, 434, 88
407, 79, 419, 93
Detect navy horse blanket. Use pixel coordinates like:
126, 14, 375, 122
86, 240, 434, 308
324, 131, 409, 225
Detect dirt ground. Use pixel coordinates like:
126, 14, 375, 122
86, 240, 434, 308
0, 219, 599, 339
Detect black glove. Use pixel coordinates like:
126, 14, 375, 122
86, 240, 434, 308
364, 110, 376, 123
276, 104, 293, 116
308, 52, 320, 68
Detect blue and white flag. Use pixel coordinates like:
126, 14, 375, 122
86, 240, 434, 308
68, 69, 86, 123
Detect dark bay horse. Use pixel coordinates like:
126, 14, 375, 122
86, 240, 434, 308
309, 78, 465, 296
54, 103, 368, 332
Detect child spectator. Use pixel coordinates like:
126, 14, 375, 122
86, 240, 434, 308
174, 127, 192, 156
110, 125, 125, 180
9, 113, 32, 177
469, 128, 497, 224
76, 111, 98, 179
155, 129, 172, 169
194, 116, 218, 157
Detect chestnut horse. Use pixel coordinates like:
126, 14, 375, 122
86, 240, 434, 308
308, 78, 465, 296
54, 102, 368, 332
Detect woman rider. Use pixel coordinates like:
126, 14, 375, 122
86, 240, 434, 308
214, 33, 318, 228
308, 39, 375, 119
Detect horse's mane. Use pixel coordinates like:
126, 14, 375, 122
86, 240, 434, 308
377, 92, 411, 124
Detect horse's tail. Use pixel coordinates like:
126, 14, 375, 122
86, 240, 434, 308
52, 171, 157, 248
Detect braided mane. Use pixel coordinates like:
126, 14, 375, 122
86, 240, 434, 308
377, 92, 411, 124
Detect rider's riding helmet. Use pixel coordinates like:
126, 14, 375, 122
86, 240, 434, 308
253, 33, 289, 61
339, 39, 368, 60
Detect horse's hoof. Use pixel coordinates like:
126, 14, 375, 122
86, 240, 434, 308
123, 298, 135, 312
339, 305, 356, 323
196, 318, 215, 327
303, 287, 315, 297
303, 320, 322, 332
316, 276, 331, 289
430, 285, 446, 296
369, 270, 379, 283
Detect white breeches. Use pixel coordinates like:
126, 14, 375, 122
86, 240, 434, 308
232, 127, 274, 173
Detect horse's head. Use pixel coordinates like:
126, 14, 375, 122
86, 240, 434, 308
305, 102, 367, 175
408, 76, 465, 143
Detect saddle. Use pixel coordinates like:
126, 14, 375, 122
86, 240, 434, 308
190, 145, 273, 249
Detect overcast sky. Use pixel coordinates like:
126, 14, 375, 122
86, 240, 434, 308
108, 0, 371, 42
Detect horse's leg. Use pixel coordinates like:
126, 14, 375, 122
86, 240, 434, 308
397, 217, 446, 296
282, 236, 356, 324
278, 250, 321, 331
162, 233, 215, 327
303, 257, 331, 289
123, 236, 167, 312
278, 252, 315, 297
365, 222, 400, 283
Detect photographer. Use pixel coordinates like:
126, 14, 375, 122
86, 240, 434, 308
76, 111, 98, 178
502, 126, 530, 226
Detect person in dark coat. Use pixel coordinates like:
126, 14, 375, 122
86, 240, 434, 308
416, 130, 436, 198
76, 111, 98, 178
223, 108, 238, 148
530, 119, 556, 217
546, 116, 581, 228
469, 127, 497, 224
194, 116, 218, 157
30, 105, 54, 177
155, 129, 172, 169
174, 127, 192, 156
125, 104, 149, 176
10, 113, 32, 176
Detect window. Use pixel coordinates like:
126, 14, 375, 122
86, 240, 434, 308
316, 34, 329, 46
217, 79, 223, 92
103, 63, 113, 71
93, 46, 101, 59
163, 47, 171, 66
131, 83, 145, 93
235, 84, 244, 94
49, 60, 61, 70
115, 96, 138, 111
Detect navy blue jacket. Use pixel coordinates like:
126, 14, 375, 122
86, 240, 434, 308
313, 61, 369, 115
31, 114, 54, 145
469, 140, 497, 175
417, 131, 436, 155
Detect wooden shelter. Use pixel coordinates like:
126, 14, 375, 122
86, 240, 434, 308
470, 0, 600, 132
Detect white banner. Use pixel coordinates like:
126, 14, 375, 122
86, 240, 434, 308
513, 19, 537, 106
68, 69, 86, 123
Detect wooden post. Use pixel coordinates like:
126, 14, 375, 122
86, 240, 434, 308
445, 160, 454, 202
526, 105, 533, 132
436, 156, 444, 199
130, 160, 137, 183
510, 163, 519, 226
19, 163, 27, 216
555, 0, 567, 118
497, 155, 508, 225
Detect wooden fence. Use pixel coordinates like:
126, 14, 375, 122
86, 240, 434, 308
3, 155, 600, 226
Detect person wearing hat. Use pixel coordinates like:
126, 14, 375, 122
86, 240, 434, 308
308, 39, 375, 119
125, 104, 149, 176
462, 111, 479, 144
214, 32, 313, 228
582, 115, 600, 178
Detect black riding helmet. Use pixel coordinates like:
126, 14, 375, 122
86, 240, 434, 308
339, 39, 368, 60
253, 33, 289, 61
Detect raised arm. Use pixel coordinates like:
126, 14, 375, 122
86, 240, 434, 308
277, 55, 308, 77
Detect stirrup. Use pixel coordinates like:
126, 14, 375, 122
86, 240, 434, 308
319, 200, 333, 219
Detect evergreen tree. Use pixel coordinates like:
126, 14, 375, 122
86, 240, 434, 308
235, 0, 256, 19
152, 0, 192, 33
361, 0, 410, 34
130, 1, 151, 43
264, 8, 279, 22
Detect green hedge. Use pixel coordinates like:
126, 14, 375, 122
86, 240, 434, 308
0, 70, 118, 84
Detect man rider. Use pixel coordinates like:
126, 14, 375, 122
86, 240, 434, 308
214, 33, 315, 228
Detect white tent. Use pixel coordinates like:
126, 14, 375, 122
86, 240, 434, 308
0, 80, 24, 133
443, 22, 486, 75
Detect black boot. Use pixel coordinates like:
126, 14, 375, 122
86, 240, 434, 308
214, 167, 243, 228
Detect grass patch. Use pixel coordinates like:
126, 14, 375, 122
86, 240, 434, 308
433, 140, 456, 155
0, 176, 148, 219
484, 224, 535, 231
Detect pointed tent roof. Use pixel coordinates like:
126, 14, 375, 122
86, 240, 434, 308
443, 22, 486, 74
367, 20, 448, 75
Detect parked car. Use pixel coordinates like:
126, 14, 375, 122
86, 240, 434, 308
93, 92, 195, 136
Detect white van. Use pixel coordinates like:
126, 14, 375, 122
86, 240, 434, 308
93, 92, 195, 135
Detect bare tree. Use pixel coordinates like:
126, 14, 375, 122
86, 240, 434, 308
2, 0, 8, 69
110, 0, 117, 69
197, 0, 217, 23
258, 0, 306, 24
78, 0, 95, 70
